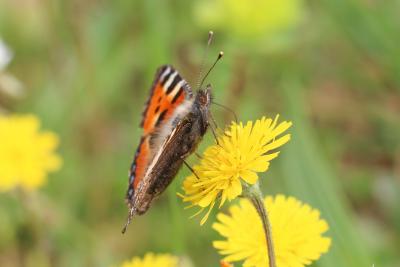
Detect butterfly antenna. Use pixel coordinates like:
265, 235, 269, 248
121, 207, 135, 234
198, 51, 224, 90
196, 31, 214, 90
212, 100, 238, 123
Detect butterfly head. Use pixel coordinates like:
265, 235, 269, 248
196, 84, 212, 108
194, 85, 212, 134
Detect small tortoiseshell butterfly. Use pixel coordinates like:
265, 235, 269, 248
123, 32, 222, 233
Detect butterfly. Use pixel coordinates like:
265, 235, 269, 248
122, 59, 221, 232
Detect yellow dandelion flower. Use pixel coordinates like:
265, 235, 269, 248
118, 253, 179, 267
0, 114, 62, 191
195, 0, 304, 39
213, 195, 331, 267
180, 116, 292, 224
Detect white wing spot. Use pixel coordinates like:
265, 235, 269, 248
160, 67, 171, 82
164, 71, 178, 91
169, 80, 185, 100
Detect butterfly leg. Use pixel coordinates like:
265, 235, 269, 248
194, 152, 203, 159
207, 112, 221, 146
183, 160, 201, 179
209, 123, 220, 146
209, 112, 219, 129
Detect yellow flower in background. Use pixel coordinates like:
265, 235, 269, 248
118, 253, 179, 267
180, 116, 292, 224
213, 195, 331, 267
0, 114, 62, 191
195, 0, 304, 39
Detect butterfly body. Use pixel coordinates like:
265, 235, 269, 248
124, 65, 211, 222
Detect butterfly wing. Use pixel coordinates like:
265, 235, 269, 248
132, 90, 211, 214
126, 65, 193, 204
141, 65, 193, 135
132, 118, 193, 214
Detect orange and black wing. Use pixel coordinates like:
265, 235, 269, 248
141, 65, 193, 134
126, 65, 192, 203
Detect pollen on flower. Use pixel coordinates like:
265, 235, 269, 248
179, 115, 292, 224
117, 253, 179, 267
213, 195, 331, 267
0, 114, 62, 191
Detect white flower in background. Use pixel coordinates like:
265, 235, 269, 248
0, 38, 23, 99
0, 39, 13, 71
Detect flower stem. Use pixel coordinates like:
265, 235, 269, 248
243, 183, 276, 267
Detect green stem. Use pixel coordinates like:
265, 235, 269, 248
168, 182, 184, 253
243, 183, 276, 267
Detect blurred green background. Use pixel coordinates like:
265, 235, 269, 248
0, 0, 399, 266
